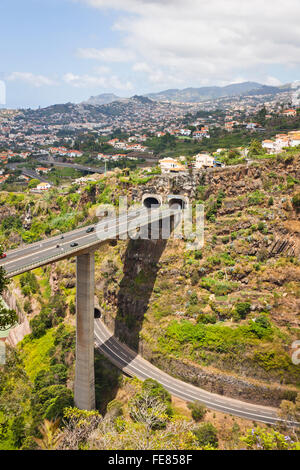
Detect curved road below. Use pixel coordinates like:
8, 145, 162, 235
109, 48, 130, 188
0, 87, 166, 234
95, 319, 298, 426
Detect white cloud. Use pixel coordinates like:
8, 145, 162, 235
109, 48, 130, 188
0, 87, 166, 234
132, 62, 184, 86
77, 47, 135, 62
94, 65, 111, 74
264, 76, 283, 87
6, 72, 57, 87
63, 72, 133, 90
78, 0, 300, 87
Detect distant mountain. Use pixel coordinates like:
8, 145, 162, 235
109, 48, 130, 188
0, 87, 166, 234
131, 95, 154, 105
144, 82, 284, 103
82, 93, 123, 106
19, 95, 158, 125
17, 81, 291, 126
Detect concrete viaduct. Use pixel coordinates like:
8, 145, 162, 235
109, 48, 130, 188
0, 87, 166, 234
0, 194, 183, 410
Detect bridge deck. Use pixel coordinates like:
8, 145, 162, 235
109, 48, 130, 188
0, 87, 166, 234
0, 208, 179, 277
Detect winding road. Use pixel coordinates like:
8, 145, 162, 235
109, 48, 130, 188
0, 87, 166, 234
95, 319, 298, 427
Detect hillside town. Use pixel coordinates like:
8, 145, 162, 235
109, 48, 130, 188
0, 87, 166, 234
0, 87, 299, 191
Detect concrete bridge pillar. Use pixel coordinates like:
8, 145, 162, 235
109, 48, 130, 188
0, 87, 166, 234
74, 252, 96, 410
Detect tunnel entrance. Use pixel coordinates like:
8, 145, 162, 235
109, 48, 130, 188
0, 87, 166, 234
94, 308, 101, 319
168, 197, 186, 209
143, 197, 161, 209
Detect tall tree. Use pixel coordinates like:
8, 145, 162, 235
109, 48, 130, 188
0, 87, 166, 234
0, 254, 17, 331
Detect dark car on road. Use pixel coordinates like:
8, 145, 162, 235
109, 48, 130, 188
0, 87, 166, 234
86, 227, 95, 233
70, 242, 78, 247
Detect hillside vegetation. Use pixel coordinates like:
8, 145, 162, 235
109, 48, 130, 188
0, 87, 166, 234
0, 152, 300, 449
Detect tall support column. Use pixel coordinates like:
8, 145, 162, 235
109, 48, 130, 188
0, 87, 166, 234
74, 252, 95, 410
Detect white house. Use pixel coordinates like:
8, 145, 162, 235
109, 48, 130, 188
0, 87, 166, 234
37, 182, 51, 191
288, 132, 300, 147
194, 153, 214, 169
67, 150, 83, 158
159, 158, 186, 173
180, 129, 192, 136
262, 140, 276, 153
30, 182, 52, 192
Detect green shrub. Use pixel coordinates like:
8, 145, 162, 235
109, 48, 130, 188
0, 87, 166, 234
197, 313, 217, 324
254, 315, 271, 330
257, 222, 266, 232
235, 302, 251, 319
191, 270, 200, 286
11, 416, 26, 448
200, 277, 238, 296
34, 364, 68, 390
142, 379, 171, 405
69, 300, 76, 315
189, 292, 198, 305
248, 190, 265, 206
33, 385, 73, 421
20, 271, 39, 296
194, 250, 203, 260
188, 402, 207, 422
142, 379, 173, 418
292, 193, 300, 211
193, 422, 218, 448
23, 300, 32, 314
106, 399, 123, 418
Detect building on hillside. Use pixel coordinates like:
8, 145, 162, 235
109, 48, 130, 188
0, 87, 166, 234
193, 127, 210, 139
18, 175, 30, 182
159, 157, 186, 174
281, 109, 297, 117
67, 150, 83, 158
30, 182, 51, 192
246, 122, 261, 130
73, 174, 102, 185
37, 182, 51, 191
36, 167, 50, 174
288, 131, 300, 147
262, 140, 276, 153
194, 153, 214, 169
180, 129, 192, 136
262, 130, 300, 154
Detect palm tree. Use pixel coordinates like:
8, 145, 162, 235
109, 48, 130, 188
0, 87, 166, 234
33, 419, 64, 450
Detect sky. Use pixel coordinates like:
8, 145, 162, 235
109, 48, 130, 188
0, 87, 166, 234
1, 0, 300, 108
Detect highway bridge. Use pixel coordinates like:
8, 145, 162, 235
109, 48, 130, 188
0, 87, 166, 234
0, 202, 180, 411
0, 198, 296, 426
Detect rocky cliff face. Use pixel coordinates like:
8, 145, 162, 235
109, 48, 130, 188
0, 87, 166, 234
6, 155, 300, 407
86, 156, 300, 405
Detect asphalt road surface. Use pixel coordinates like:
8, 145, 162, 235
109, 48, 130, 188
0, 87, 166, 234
95, 320, 299, 427
37, 159, 105, 174
0, 207, 178, 277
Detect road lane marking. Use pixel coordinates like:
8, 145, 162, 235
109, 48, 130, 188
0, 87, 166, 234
2, 212, 134, 263
94, 330, 283, 424
2, 209, 176, 273
94, 321, 299, 426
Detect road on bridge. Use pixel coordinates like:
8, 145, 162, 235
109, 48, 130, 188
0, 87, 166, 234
0, 208, 178, 277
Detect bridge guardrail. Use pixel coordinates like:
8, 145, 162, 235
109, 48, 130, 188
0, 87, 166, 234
5, 208, 180, 277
